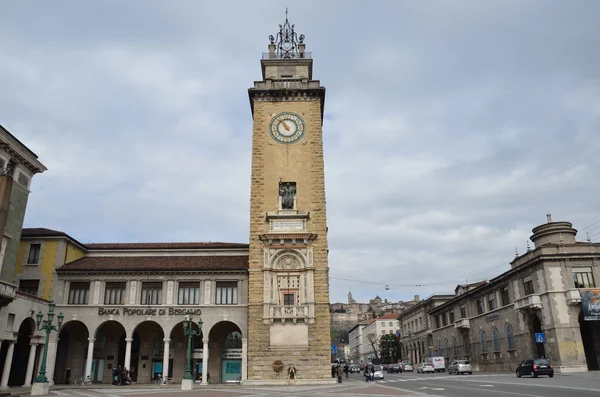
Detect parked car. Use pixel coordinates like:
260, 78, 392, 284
387, 364, 402, 373
417, 362, 435, 373
373, 365, 384, 380
350, 365, 361, 373
516, 358, 554, 378
448, 360, 472, 375
402, 363, 414, 372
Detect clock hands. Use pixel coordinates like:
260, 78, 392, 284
281, 120, 291, 131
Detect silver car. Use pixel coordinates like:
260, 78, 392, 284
448, 359, 472, 375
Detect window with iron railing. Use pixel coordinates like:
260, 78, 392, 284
523, 280, 534, 296
18, 279, 39, 296
573, 267, 595, 288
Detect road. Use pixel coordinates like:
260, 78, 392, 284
346, 369, 600, 397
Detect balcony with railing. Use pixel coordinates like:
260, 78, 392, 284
262, 52, 312, 60
454, 318, 471, 329
270, 304, 309, 324
253, 79, 322, 90
566, 289, 582, 305
0, 280, 17, 307
513, 294, 543, 311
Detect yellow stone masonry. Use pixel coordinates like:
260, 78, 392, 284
247, 92, 332, 381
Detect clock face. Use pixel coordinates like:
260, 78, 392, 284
269, 112, 305, 143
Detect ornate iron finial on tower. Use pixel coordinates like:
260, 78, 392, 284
515, 247, 519, 257
526, 240, 531, 251
546, 213, 552, 223
268, 9, 305, 59
587, 232, 592, 243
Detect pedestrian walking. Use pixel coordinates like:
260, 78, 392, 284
344, 363, 349, 379
336, 364, 343, 383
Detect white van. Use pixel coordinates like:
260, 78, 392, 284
429, 357, 446, 372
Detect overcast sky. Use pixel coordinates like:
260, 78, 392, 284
1, 0, 599, 304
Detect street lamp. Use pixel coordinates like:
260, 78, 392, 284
34, 301, 64, 383
182, 309, 203, 381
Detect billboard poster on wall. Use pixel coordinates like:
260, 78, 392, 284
581, 289, 600, 321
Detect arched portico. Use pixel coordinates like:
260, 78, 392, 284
89, 320, 127, 383
169, 320, 203, 383
208, 321, 243, 383
3, 318, 38, 387
55, 320, 89, 384
129, 321, 165, 383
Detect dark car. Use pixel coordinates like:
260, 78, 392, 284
387, 364, 402, 373
516, 358, 554, 378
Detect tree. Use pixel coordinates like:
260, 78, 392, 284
379, 334, 401, 364
366, 333, 381, 360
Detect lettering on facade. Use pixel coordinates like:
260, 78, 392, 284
272, 220, 304, 231
98, 307, 203, 316
485, 313, 500, 322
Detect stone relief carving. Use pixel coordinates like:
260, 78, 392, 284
92, 281, 101, 305
129, 281, 137, 304
204, 280, 211, 304
166, 281, 174, 305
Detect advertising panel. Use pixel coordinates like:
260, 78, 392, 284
581, 289, 600, 321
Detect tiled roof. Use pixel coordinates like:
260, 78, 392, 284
85, 242, 249, 250
57, 255, 249, 272
22, 228, 68, 237
376, 313, 400, 320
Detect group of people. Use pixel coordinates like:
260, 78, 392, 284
331, 363, 349, 383
112, 365, 131, 386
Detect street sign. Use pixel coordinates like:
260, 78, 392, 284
535, 333, 546, 343
331, 345, 337, 354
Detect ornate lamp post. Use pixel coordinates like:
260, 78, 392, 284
181, 309, 202, 390
31, 301, 64, 396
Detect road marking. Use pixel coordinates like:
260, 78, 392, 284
439, 377, 600, 393
419, 386, 445, 390
480, 384, 495, 387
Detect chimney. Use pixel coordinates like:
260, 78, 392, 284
414, 295, 420, 302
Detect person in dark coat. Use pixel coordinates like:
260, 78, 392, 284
336, 364, 343, 383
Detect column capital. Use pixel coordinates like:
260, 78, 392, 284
163, 338, 171, 343
30, 342, 39, 347
202, 338, 209, 344
125, 338, 134, 343
242, 338, 247, 343
88, 338, 96, 342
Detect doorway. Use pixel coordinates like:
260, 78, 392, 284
579, 311, 600, 370
531, 315, 546, 358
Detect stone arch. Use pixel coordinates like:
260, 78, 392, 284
55, 320, 90, 384
480, 330, 488, 354
505, 323, 516, 350
444, 338, 448, 358
92, 320, 127, 383
579, 310, 600, 370
169, 319, 204, 383
491, 326, 500, 352
8, 318, 35, 386
131, 321, 165, 383
451, 336, 457, 358
269, 249, 307, 269
208, 321, 243, 383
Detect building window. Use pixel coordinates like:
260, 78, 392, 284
27, 244, 41, 264
389, 330, 393, 334
488, 294, 496, 311
178, 282, 200, 305
438, 340, 441, 356
389, 321, 393, 327
104, 282, 126, 305
17, 171, 30, 188
68, 282, 89, 305
476, 299, 484, 315
442, 313, 448, 326
573, 267, 595, 288
452, 336, 457, 357
444, 338, 449, 357
18, 279, 39, 296
141, 282, 162, 305
505, 323, 516, 350
216, 281, 237, 305
501, 287, 510, 306
381, 330, 385, 335
492, 327, 500, 352
480, 330, 488, 354
283, 293, 295, 305
460, 305, 467, 318
449, 310, 455, 323
435, 316, 440, 328
523, 280, 534, 296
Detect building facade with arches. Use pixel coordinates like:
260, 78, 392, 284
428, 216, 600, 373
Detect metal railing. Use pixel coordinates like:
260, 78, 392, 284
262, 52, 312, 60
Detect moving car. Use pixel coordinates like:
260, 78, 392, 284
387, 364, 402, 373
448, 360, 472, 375
350, 365, 361, 373
516, 358, 554, 378
417, 362, 435, 373
373, 365, 384, 380
402, 363, 414, 372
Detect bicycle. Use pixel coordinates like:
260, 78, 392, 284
154, 374, 173, 385
74, 375, 92, 386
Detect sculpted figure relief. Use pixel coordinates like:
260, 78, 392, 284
279, 181, 296, 210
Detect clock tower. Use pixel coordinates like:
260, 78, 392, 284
246, 13, 332, 383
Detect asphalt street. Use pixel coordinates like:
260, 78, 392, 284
346, 370, 600, 397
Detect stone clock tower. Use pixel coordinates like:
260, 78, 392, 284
246, 14, 332, 384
